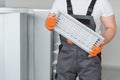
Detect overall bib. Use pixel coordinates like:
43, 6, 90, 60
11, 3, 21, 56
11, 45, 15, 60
56, 0, 101, 80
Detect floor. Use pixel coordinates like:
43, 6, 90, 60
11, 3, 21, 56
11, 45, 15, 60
102, 66, 120, 80
75, 66, 120, 80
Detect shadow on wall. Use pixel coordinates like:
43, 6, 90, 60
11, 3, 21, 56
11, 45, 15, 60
102, 19, 120, 67
101, 0, 120, 68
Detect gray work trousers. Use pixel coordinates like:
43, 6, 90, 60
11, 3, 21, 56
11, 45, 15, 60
56, 38, 101, 80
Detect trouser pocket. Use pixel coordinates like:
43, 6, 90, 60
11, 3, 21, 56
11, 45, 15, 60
96, 56, 100, 63
58, 44, 63, 56
96, 52, 101, 63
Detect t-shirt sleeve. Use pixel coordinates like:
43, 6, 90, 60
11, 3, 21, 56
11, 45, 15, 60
100, 0, 114, 16
50, 0, 61, 14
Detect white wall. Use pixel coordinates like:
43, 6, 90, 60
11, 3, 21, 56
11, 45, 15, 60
0, 14, 4, 80
5, 0, 53, 9
33, 11, 52, 80
0, 0, 5, 6
27, 10, 52, 80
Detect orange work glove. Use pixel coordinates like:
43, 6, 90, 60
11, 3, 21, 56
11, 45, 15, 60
66, 39, 73, 44
46, 14, 56, 31
88, 42, 104, 57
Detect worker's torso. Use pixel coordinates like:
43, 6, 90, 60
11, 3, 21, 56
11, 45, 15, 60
57, 0, 102, 34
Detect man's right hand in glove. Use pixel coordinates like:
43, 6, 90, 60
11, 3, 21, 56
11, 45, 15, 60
88, 42, 104, 57
46, 13, 73, 44
46, 13, 56, 31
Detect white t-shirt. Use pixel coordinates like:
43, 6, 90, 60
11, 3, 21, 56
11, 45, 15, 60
51, 0, 114, 34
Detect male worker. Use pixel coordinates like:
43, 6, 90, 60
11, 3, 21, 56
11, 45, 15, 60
46, 0, 116, 80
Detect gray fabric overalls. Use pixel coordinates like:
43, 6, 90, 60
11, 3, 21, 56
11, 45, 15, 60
56, 0, 101, 80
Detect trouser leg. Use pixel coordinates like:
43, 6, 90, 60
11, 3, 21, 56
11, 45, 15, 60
56, 38, 101, 80
56, 44, 77, 80
77, 47, 102, 80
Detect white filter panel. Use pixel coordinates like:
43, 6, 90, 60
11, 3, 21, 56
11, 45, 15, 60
54, 11, 104, 53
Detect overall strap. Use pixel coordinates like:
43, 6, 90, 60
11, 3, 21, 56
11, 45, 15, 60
86, 0, 97, 16
66, 0, 73, 14
66, 0, 97, 16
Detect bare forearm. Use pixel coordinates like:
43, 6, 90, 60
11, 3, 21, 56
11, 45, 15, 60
102, 27, 116, 45
101, 15, 117, 45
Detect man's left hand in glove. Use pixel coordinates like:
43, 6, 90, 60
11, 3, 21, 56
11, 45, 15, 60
88, 42, 104, 57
